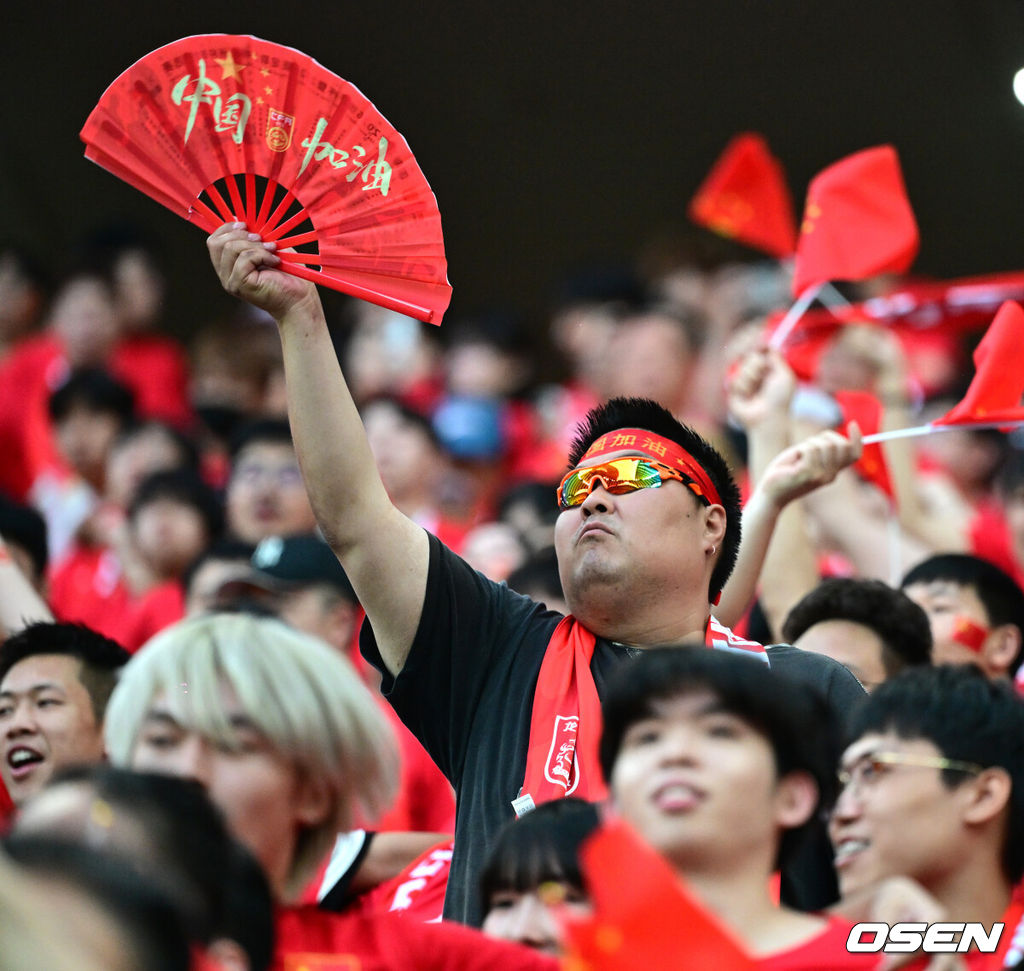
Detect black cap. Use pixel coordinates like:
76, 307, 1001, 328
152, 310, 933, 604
215, 534, 356, 603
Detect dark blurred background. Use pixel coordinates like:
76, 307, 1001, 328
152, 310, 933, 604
4, 0, 1024, 334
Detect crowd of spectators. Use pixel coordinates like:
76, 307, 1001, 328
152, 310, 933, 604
2, 217, 1024, 969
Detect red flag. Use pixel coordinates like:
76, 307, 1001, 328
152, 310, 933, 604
933, 301, 1024, 426
688, 134, 798, 259
833, 390, 895, 503
563, 820, 754, 971
792, 146, 919, 296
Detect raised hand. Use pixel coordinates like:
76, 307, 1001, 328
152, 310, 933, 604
727, 345, 797, 431
207, 222, 320, 321
759, 422, 863, 510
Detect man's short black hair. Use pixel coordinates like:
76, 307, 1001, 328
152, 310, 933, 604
479, 797, 599, 910
359, 395, 441, 450
551, 262, 647, 312
0, 495, 48, 581
599, 646, 839, 870
901, 554, 1024, 675
567, 397, 742, 601
48, 367, 135, 426
128, 468, 225, 541
0, 622, 130, 722
53, 261, 118, 299
507, 546, 563, 607
499, 481, 561, 521
181, 539, 257, 600
228, 417, 294, 461
848, 664, 1024, 884
0, 239, 50, 294
112, 420, 200, 473
782, 578, 933, 676
617, 300, 708, 354
79, 220, 165, 269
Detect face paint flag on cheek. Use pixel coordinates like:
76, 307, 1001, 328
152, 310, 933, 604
952, 616, 989, 653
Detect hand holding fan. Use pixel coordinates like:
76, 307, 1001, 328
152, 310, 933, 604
81, 34, 452, 323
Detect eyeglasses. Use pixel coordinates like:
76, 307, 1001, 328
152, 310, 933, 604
232, 462, 304, 489
556, 457, 705, 510
837, 751, 984, 796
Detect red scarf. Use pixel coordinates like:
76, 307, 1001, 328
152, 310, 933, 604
516, 616, 768, 816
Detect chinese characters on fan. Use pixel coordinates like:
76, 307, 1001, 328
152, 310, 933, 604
168, 61, 393, 196
298, 117, 393, 196
171, 58, 252, 145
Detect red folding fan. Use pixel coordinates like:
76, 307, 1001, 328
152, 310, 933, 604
81, 34, 452, 324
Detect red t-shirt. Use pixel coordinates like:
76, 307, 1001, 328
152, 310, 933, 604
757, 917, 882, 969
0, 332, 192, 502
0, 334, 68, 499
273, 905, 558, 970
351, 840, 452, 924
49, 546, 184, 651
0, 782, 14, 834
110, 333, 192, 429
897, 897, 1024, 971
311, 837, 453, 924
373, 703, 455, 835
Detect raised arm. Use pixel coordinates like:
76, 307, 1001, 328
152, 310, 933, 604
716, 346, 796, 626
208, 224, 428, 676
717, 348, 862, 633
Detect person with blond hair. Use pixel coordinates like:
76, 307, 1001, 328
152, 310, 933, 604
104, 612, 557, 969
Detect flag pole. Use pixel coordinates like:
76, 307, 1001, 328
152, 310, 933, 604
863, 419, 1024, 445
768, 282, 825, 350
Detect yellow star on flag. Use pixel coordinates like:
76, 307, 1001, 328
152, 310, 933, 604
264, 86, 274, 95
261, 68, 271, 77
215, 52, 245, 81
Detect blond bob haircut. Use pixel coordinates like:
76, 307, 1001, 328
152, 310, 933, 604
104, 613, 399, 896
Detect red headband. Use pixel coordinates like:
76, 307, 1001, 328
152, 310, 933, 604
580, 428, 723, 507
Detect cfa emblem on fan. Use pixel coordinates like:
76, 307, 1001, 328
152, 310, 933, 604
267, 109, 295, 152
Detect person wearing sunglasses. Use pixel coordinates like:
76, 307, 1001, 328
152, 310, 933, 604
205, 225, 865, 926
830, 664, 1024, 960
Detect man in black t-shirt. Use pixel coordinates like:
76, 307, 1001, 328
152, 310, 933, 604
207, 226, 864, 924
